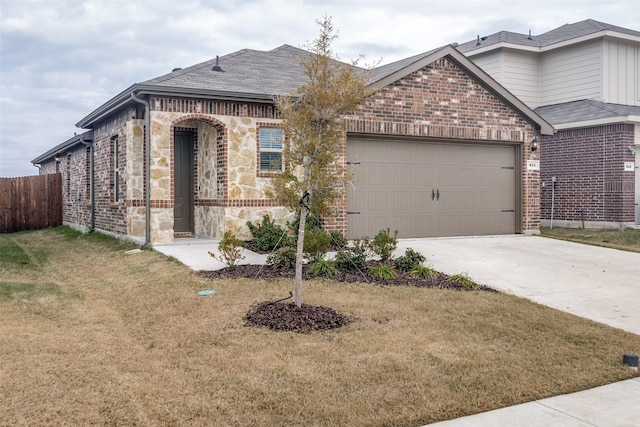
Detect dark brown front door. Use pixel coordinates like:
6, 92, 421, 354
174, 130, 194, 234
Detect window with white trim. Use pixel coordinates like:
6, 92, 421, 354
258, 127, 283, 172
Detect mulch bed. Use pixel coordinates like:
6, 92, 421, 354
199, 263, 496, 333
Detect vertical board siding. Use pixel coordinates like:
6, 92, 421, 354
540, 40, 602, 105
604, 40, 639, 106
0, 174, 63, 233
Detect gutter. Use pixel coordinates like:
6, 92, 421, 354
130, 92, 151, 247
78, 134, 95, 231
77, 84, 276, 129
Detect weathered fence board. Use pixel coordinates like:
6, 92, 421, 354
0, 174, 62, 233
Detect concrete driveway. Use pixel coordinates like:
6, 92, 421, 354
396, 235, 640, 335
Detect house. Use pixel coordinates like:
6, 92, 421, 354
457, 19, 640, 228
32, 44, 552, 244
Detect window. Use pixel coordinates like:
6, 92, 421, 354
258, 127, 283, 172
112, 136, 119, 202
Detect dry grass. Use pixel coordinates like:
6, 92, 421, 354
541, 226, 640, 253
2, 227, 639, 427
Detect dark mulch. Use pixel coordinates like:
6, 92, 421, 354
198, 263, 496, 292
244, 302, 356, 333
199, 263, 496, 333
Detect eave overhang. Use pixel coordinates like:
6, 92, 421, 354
75, 84, 277, 129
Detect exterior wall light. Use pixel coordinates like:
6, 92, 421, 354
54, 154, 61, 162
531, 137, 539, 152
627, 146, 637, 155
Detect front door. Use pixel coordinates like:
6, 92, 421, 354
174, 130, 194, 234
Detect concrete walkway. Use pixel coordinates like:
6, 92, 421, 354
154, 234, 640, 427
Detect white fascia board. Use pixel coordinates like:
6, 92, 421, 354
552, 115, 640, 130
465, 31, 640, 57
464, 43, 539, 56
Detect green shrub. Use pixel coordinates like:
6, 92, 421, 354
247, 215, 290, 251
329, 231, 348, 249
410, 264, 438, 280
266, 247, 297, 269
394, 248, 426, 272
309, 259, 336, 278
369, 264, 397, 279
370, 228, 398, 263
334, 238, 369, 271
304, 228, 332, 263
447, 273, 478, 289
209, 231, 245, 267
288, 210, 321, 234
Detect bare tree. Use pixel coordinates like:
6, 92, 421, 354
269, 16, 373, 307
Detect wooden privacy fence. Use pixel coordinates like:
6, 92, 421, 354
0, 174, 63, 233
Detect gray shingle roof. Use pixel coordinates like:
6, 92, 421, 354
31, 131, 93, 164
74, 43, 552, 134
141, 44, 314, 97
534, 100, 640, 125
370, 47, 440, 83
457, 19, 640, 53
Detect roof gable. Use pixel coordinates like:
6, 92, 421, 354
371, 45, 553, 134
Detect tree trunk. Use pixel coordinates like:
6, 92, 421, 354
294, 203, 308, 307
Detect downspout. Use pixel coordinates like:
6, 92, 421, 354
131, 92, 151, 246
79, 135, 95, 231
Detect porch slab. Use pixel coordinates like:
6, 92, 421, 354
152, 237, 268, 271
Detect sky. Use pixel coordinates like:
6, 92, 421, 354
1, 0, 638, 177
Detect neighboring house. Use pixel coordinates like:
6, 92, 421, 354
32, 44, 552, 245
457, 19, 640, 228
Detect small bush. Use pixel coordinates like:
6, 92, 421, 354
247, 215, 290, 251
288, 210, 321, 234
394, 248, 426, 272
410, 264, 439, 280
209, 231, 245, 267
370, 228, 398, 263
329, 231, 348, 249
304, 228, 332, 263
334, 238, 369, 271
447, 273, 478, 289
309, 259, 336, 278
266, 247, 297, 269
369, 264, 397, 279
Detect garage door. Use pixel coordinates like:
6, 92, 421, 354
347, 137, 518, 238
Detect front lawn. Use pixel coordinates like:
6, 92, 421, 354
541, 226, 640, 252
1, 227, 639, 426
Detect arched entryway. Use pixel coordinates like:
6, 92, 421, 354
171, 115, 226, 238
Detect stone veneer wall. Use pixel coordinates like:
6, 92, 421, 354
333, 56, 541, 233
147, 98, 287, 243
540, 123, 636, 225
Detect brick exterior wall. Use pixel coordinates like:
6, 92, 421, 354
39, 55, 542, 241
332, 56, 540, 233
540, 123, 636, 225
